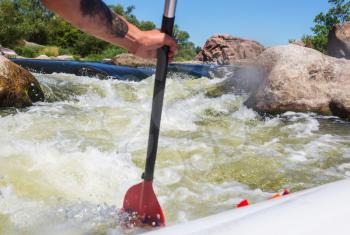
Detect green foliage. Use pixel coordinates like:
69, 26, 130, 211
109, 4, 198, 61
101, 46, 127, 58
14, 45, 61, 57
304, 0, 350, 53
0, 0, 26, 47
175, 41, 197, 61
0, 1, 198, 62
173, 25, 199, 61
14, 45, 42, 58
40, 46, 59, 57
110, 4, 156, 31
83, 54, 106, 62
58, 47, 72, 56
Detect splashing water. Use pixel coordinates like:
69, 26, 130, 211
0, 71, 349, 234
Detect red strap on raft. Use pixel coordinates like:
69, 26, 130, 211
236, 189, 290, 208
271, 189, 290, 199
236, 199, 250, 208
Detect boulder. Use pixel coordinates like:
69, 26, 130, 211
35, 55, 51, 60
195, 34, 265, 65
328, 22, 350, 59
0, 46, 17, 58
243, 45, 350, 119
0, 55, 44, 107
55, 55, 74, 60
111, 53, 156, 67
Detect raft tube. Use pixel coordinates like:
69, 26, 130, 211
144, 180, 350, 235
11, 59, 215, 81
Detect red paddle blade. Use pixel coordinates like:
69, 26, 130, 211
122, 180, 165, 227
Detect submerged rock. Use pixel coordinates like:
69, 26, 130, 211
328, 22, 350, 59
244, 45, 350, 119
195, 34, 265, 65
111, 53, 156, 67
0, 55, 44, 107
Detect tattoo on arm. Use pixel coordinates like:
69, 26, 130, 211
80, 0, 128, 38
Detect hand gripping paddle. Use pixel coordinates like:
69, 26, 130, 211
122, 0, 177, 227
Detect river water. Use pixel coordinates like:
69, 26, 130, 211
0, 71, 349, 234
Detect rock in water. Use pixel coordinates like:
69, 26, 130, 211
328, 23, 350, 59
0, 45, 17, 58
195, 34, 265, 65
0, 55, 44, 107
244, 45, 350, 119
111, 53, 156, 67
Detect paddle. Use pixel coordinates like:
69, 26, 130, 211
122, 0, 177, 227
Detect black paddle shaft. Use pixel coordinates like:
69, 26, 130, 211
143, 1, 177, 181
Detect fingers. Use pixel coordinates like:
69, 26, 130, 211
162, 34, 177, 59
149, 50, 157, 59
134, 30, 177, 62
147, 49, 174, 62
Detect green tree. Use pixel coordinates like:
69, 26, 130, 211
173, 25, 198, 61
15, 0, 53, 44
304, 0, 350, 53
0, 0, 53, 47
0, 0, 25, 47
110, 4, 156, 31
0, 1, 197, 61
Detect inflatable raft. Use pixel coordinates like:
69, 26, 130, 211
12, 59, 216, 81
145, 180, 350, 235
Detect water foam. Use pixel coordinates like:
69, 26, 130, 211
0, 72, 349, 234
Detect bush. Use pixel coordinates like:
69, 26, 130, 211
40, 46, 59, 57
73, 55, 81, 61
58, 47, 72, 56
174, 41, 198, 62
83, 54, 106, 62
101, 46, 127, 58
14, 45, 42, 58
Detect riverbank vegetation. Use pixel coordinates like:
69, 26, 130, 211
0, 0, 200, 61
298, 0, 349, 53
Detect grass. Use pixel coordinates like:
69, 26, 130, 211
14, 45, 69, 58
40, 46, 59, 57
83, 54, 106, 62
14, 45, 42, 58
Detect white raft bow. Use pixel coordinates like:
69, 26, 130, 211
144, 179, 350, 235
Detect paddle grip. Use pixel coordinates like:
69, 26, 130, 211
143, 15, 175, 181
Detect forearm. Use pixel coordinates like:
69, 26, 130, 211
41, 0, 142, 53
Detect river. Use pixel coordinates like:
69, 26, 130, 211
0, 70, 349, 234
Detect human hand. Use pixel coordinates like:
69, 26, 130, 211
131, 30, 177, 61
